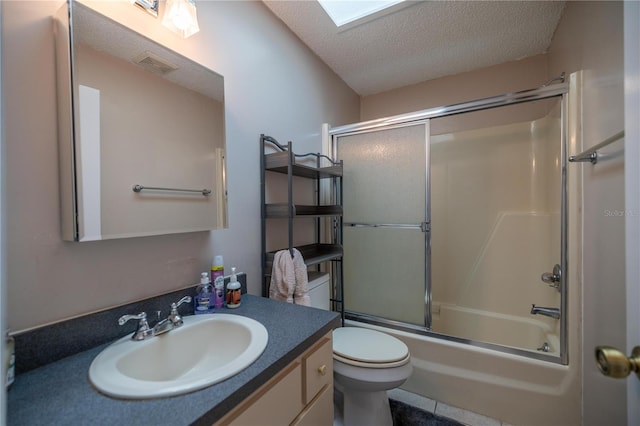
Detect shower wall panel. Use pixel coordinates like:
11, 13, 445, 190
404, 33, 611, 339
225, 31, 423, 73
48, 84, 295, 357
430, 105, 562, 343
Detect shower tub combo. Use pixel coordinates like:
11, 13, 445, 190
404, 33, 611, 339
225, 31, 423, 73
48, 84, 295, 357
325, 73, 583, 425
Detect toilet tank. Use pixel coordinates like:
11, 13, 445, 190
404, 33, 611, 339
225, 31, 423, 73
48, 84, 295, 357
307, 271, 330, 311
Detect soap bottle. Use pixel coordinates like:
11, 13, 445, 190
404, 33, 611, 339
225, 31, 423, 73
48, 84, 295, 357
225, 267, 241, 308
210, 255, 224, 283
194, 272, 214, 314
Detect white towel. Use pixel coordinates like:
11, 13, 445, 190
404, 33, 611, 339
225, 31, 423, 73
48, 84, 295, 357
269, 248, 310, 306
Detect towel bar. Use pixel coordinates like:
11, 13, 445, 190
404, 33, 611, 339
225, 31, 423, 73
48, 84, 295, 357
569, 131, 624, 164
132, 184, 211, 196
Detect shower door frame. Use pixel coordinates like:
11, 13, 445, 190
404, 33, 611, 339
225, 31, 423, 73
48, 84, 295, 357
330, 81, 569, 365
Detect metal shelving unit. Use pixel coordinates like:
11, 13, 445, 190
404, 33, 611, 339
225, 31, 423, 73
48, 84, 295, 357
260, 134, 344, 322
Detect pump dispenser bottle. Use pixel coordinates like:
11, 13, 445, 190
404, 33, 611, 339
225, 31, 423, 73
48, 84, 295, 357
226, 267, 241, 308
194, 272, 214, 314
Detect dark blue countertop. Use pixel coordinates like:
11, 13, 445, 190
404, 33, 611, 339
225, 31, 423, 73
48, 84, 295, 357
7, 295, 341, 426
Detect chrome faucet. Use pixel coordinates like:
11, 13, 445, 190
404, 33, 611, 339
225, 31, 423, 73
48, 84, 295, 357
153, 296, 192, 336
541, 264, 562, 291
530, 304, 561, 319
118, 312, 154, 341
118, 295, 192, 340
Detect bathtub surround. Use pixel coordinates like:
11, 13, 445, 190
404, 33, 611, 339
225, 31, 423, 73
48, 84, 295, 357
337, 97, 564, 360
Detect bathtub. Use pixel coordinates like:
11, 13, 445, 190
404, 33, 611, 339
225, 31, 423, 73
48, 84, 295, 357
432, 304, 561, 356
346, 319, 580, 425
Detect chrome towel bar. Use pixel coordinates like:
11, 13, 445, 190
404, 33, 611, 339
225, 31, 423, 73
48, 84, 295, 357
132, 184, 212, 196
569, 130, 624, 164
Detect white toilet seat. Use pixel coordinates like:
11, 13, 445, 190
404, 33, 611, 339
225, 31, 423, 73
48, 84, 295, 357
333, 327, 410, 368
333, 351, 410, 368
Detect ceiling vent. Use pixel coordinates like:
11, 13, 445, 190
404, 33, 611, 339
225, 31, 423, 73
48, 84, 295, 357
132, 51, 179, 75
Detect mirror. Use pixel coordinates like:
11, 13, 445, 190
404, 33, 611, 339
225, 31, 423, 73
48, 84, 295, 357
54, 0, 227, 241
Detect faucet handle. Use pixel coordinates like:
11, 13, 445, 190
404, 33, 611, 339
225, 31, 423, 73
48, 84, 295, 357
169, 296, 192, 327
118, 312, 154, 340
171, 296, 192, 312
118, 312, 147, 326
541, 264, 562, 291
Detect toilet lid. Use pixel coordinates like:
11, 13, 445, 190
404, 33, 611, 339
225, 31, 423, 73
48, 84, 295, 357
333, 327, 409, 365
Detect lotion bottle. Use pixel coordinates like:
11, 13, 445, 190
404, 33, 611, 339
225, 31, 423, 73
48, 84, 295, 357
225, 267, 241, 308
194, 272, 214, 314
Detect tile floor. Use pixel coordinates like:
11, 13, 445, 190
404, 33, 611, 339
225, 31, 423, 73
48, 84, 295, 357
388, 389, 512, 426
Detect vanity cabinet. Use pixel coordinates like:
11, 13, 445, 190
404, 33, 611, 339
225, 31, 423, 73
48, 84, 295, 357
259, 134, 344, 321
215, 332, 333, 426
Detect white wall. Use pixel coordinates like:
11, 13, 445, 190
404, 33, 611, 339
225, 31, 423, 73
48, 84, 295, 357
2, 0, 359, 331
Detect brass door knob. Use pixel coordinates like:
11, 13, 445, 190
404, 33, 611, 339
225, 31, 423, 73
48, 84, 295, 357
595, 346, 640, 379
318, 365, 327, 376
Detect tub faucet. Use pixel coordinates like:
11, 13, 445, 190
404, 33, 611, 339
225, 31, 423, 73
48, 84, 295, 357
530, 304, 561, 319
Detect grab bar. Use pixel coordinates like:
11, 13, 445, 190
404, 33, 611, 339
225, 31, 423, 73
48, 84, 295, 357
569, 131, 624, 164
132, 184, 212, 196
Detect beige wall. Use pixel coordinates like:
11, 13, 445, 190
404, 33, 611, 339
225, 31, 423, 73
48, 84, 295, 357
3, 1, 359, 331
360, 54, 549, 121
548, 2, 626, 425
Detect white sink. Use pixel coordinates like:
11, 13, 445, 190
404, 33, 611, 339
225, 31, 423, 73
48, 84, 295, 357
89, 314, 268, 399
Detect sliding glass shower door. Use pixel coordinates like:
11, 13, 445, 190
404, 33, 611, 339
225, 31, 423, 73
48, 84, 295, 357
337, 124, 429, 327
333, 93, 567, 362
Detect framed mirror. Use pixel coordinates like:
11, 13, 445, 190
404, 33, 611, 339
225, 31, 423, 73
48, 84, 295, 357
54, 0, 227, 241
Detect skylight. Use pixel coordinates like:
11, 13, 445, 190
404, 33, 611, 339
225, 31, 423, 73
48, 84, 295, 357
317, 0, 406, 27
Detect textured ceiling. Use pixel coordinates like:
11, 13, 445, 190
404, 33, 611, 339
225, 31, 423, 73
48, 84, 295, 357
263, 1, 566, 96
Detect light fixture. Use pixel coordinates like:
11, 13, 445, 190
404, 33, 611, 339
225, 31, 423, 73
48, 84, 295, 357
130, 0, 159, 17
162, 0, 200, 38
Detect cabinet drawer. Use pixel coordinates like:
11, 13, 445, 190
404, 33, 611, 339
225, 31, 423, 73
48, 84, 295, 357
293, 384, 333, 426
303, 335, 333, 405
223, 362, 303, 426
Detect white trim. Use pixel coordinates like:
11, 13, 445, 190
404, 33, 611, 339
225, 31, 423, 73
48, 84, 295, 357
624, 2, 640, 424
78, 85, 102, 242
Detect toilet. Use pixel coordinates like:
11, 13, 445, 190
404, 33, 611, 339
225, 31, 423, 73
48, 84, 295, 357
308, 273, 412, 426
